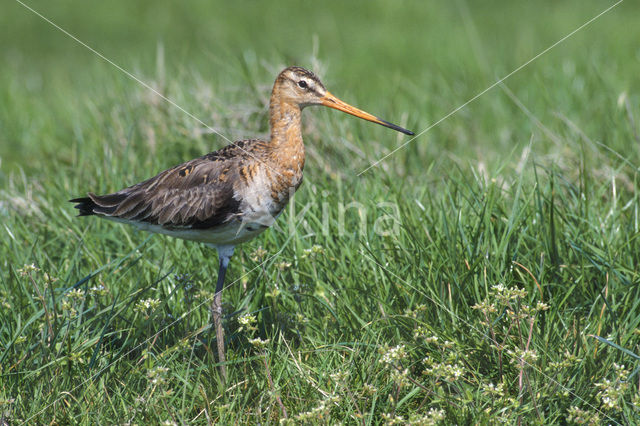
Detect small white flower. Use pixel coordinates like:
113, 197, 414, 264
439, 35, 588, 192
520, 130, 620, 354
380, 344, 407, 364
249, 337, 270, 349
17, 264, 39, 276
67, 288, 85, 301
238, 314, 257, 327
536, 302, 550, 311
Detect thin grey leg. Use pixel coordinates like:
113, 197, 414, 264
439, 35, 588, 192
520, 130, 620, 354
211, 245, 234, 381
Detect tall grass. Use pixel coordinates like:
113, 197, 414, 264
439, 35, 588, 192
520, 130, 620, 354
1, 0, 639, 423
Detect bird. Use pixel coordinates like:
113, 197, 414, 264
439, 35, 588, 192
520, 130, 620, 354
70, 66, 413, 379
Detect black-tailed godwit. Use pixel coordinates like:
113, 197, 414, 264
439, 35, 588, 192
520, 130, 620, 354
71, 66, 413, 379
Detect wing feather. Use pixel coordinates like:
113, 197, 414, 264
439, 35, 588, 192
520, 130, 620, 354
71, 139, 271, 229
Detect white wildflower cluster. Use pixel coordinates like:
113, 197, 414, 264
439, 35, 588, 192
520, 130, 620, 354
567, 405, 600, 424
441, 340, 455, 349
43, 272, 58, 283
492, 283, 506, 293
632, 393, 640, 410
301, 245, 324, 259
250, 246, 268, 261
422, 358, 465, 382
514, 302, 549, 319
135, 298, 161, 314
413, 325, 430, 340
613, 363, 630, 380
380, 412, 405, 425
535, 301, 550, 311
293, 395, 338, 422
17, 263, 40, 276
491, 283, 527, 302
329, 370, 348, 384
134, 297, 162, 320
380, 345, 407, 365
362, 383, 378, 395
276, 261, 292, 271
405, 304, 428, 319
147, 366, 169, 386
506, 347, 538, 365
409, 408, 446, 425
89, 284, 108, 297
481, 382, 505, 397
60, 291, 80, 317
475, 283, 551, 326
238, 313, 257, 332
471, 299, 497, 315
248, 337, 270, 349
390, 367, 411, 387
424, 335, 439, 344
546, 351, 582, 371
595, 363, 629, 410
473, 283, 533, 322
67, 288, 85, 301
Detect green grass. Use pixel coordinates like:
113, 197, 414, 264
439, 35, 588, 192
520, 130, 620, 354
1, 0, 640, 423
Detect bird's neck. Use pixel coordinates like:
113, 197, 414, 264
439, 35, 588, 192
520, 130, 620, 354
268, 95, 305, 169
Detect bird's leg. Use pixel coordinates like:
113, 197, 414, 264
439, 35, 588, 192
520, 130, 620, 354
211, 245, 234, 381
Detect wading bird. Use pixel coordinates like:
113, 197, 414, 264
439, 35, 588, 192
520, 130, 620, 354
71, 66, 413, 379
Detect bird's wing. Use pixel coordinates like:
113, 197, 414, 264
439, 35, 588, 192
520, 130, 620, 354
72, 141, 267, 229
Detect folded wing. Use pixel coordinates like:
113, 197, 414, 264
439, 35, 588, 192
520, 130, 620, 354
71, 155, 242, 229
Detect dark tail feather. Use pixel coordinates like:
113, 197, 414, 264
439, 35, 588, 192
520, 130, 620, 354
69, 196, 98, 216
70, 192, 128, 216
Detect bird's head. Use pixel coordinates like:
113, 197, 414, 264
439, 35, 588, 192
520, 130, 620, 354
274, 66, 414, 135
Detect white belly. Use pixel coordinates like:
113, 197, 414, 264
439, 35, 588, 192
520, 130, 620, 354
107, 216, 272, 246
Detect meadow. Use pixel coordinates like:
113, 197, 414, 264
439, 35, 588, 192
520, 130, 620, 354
1, 0, 640, 423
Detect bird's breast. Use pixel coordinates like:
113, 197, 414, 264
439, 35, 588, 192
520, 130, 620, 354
235, 165, 298, 220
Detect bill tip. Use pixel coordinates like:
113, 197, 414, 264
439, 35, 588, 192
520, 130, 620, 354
377, 117, 414, 136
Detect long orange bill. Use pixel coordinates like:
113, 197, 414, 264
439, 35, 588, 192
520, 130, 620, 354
321, 91, 414, 136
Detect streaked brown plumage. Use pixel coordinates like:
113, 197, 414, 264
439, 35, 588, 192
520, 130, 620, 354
71, 66, 413, 379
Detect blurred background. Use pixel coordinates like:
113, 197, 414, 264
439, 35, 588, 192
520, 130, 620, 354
1, 0, 638, 179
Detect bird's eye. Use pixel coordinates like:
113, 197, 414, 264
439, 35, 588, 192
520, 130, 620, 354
297, 80, 308, 89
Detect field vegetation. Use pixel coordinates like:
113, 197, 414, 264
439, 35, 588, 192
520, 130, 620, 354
1, 0, 639, 423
